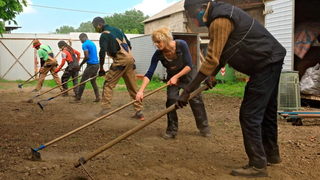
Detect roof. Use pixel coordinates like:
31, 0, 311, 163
142, 0, 185, 23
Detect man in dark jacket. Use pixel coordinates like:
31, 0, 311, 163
176, 0, 286, 178
92, 16, 144, 120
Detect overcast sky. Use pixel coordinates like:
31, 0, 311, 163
10, 0, 178, 33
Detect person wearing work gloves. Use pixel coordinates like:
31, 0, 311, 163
32, 39, 63, 93
176, 0, 286, 178
70, 33, 100, 103
92, 16, 144, 120
55, 41, 80, 97
136, 26, 211, 139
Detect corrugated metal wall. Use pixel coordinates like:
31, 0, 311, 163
131, 35, 164, 79
265, 0, 294, 70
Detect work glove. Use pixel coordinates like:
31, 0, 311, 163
175, 72, 207, 109
45, 64, 52, 68
99, 68, 106, 76
204, 75, 217, 90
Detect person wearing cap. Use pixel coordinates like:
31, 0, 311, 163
70, 33, 100, 103
32, 39, 63, 93
56, 40, 80, 97
92, 16, 144, 120
176, 0, 286, 178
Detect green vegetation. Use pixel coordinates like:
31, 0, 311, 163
203, 80, 246, 97
0, 76, 246, 98
55, 9, 149, 34
0, 0, 27, 36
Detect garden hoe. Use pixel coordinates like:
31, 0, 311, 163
25, 73, 83, 103
18, 72, 40, 89
73, 85, 208, 169
31, 83, 169, 160
37, 75, 99, 111
18, 64, 55, 89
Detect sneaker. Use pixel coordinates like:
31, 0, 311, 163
94, 109, 110, 118
131, 111, 145, 121
201, 131, 213, 137
69, 98, 81, 104
267, 156, 282, 165
93, 98, 101, 102
162, 133, 175, 140
31, 89, 40, 93
230, 164, 268, 178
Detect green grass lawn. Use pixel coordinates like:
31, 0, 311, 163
0, 77, 246, 98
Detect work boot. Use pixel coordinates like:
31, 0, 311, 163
267, 156, 282, 165
162, 133, 175, 140
62, 92, 68, 97
201, 131, 213, 137
93, 98, 101, 102
131, 110, 145, 121
69, 98, 81, 104
230, 164, 268, 178
94, 109, 110, 118
31, 89, 40, 93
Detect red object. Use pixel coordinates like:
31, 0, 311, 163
221, 67, 225, 76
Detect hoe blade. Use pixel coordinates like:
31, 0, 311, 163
37, 102, 44, 111
30, 147, 41, 160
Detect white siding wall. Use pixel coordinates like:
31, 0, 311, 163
131, 35, 165, 79
0, 33, 142, 80
265, 0, 294, 70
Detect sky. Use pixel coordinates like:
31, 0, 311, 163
9, 0, 178, 33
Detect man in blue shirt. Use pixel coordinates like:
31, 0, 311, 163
70, 33, 100, 103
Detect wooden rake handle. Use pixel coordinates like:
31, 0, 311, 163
38, 83, 169, 150
74, 84, 208, 168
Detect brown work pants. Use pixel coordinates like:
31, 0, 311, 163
36, 58, 63, 91
101, 61, 142, 112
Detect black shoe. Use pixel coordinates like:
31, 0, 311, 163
230, 164, 268, 178
267, 156, 282, 165
200, 131, 212, 137
93, 98, 101, 102
69, 98, 81, 104
162, 133, 175, 140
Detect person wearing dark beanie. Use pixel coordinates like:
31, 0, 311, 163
176, 0, 286, 178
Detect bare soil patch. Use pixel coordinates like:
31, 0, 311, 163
0, 82, 319, 180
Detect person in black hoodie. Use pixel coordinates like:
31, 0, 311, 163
176, 0, 287, 178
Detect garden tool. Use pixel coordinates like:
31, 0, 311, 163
18, 72, 40, 89
74, 84, 208, 168
31, 83, 169, 160
37, 75, 98, 110
25, 73, 83, 103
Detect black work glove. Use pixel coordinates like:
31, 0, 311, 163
175, 72, 207, 109
99, 68, 106, 76
204, 75, 217, 90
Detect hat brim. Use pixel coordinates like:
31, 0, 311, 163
33, 44, 41, 48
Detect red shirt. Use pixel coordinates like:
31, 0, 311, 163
57, 47, 80, 71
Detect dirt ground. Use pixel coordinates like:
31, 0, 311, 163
0, 82, 320, 180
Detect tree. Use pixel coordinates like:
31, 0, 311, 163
104, 9, 149, 34
76, 21, 94, 32
0, 0, 27, 36
54, 9, 149, 34
55, 25, 76, 34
